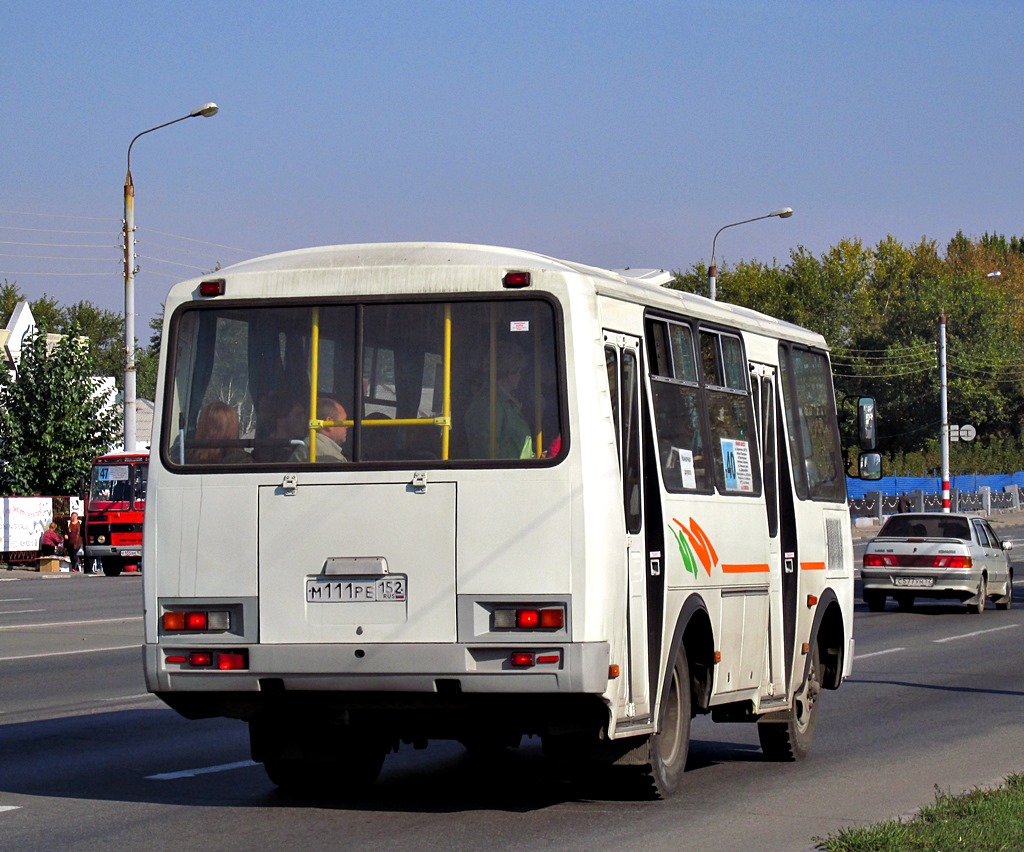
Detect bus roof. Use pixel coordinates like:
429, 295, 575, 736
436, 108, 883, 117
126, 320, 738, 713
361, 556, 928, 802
167, 242, 827, 350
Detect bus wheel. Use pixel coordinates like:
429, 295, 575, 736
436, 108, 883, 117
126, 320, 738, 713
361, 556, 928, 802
642, 647, 691, 798
758, 642, 820, 762
102, 558, 124, 577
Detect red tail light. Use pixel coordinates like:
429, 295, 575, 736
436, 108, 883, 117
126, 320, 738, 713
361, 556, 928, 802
935, 555, 972, 568
511, 652, 535, 667
216, 651, 248, 670
863, 554, 897, 567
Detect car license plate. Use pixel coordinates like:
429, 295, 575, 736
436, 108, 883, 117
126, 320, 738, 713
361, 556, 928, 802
306, 575, 407, 603
894, 577, 934, 587
120, 550, 142, 558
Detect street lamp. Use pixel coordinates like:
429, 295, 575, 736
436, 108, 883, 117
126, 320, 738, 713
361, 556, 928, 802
123, 102, 218, 451
708, 207, 793, 301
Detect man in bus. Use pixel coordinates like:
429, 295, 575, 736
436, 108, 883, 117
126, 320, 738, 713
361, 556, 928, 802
290, 397, 349, 462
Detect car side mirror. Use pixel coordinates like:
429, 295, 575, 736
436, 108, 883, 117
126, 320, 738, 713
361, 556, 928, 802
1003, 541, 1014, 552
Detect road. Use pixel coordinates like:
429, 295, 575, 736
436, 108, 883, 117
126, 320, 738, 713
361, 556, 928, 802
1, 525, 1023, 851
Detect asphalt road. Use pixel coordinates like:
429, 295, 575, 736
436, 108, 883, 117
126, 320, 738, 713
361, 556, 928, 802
2, 525, 1023, 851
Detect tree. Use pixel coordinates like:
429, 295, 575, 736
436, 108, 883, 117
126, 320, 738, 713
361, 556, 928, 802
59, 300, 126, 385
0, 328, 121, 495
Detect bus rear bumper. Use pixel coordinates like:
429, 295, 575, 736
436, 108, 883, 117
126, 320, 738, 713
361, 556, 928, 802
143, 640, 611, 711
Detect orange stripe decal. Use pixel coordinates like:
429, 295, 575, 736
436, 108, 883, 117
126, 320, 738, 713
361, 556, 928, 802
721, 563, 770, 574
801, 562, 826, 571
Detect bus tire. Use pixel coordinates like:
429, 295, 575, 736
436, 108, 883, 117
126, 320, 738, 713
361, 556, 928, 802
642, 646, 691, 798
758, 642, 820, 762
102, 558, 124, 577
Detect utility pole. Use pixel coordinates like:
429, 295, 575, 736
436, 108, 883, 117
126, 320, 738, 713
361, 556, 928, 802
939, 310, 950, 513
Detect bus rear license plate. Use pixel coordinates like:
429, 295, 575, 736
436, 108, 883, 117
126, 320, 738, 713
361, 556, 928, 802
306, 575, 407, 603
894, 577, 933, 587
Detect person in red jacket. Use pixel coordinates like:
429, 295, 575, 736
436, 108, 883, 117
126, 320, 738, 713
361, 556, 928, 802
64, 512, 83, 572
40, 523, 62, 556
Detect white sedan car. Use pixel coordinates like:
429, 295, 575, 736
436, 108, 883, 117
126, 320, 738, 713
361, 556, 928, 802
862, 512, 1014, 613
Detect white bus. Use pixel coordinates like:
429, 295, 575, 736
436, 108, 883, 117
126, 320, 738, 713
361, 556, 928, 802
143, 242, 866, 797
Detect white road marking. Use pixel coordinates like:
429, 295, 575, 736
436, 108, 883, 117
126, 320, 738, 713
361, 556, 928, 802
0, 644, 139, 662
933, 623, 1020, 644
0, 616, 142, 631
0, 598, 34, 602
0, 609, 46, 615
855, 647, 906, 659
146, 760, 258, 780
0, 806, 21, 813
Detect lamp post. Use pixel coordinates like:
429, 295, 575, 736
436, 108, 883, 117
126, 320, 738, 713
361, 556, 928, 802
708, 207, 793, 301
123, 102, 218, 451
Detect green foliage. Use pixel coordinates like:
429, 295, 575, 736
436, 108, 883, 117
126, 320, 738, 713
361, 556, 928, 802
820, 774, 1024, 851
672, 232, 1024, 473
58, 301, 126, 387
0, 328, 121, 496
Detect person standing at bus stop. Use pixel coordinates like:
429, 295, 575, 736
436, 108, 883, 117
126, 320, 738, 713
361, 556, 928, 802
64, 512, 83, 573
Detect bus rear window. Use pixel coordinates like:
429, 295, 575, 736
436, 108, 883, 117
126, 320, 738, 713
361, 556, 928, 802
163, 298, 564, 467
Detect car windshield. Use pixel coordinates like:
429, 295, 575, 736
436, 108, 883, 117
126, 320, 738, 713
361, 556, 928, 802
878, 515, 971, 541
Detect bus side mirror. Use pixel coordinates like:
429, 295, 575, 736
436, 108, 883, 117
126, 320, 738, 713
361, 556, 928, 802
858, 452, 882, 481
858, 397, 876, 451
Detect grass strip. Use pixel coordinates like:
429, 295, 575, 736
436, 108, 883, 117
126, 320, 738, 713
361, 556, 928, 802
818, 773, 1024, 851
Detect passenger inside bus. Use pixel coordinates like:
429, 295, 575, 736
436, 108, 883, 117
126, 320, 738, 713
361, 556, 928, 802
464, 342, 534, 460
185, 401, 251, 465
290, 397, 349, 462
254, 389, 307, 462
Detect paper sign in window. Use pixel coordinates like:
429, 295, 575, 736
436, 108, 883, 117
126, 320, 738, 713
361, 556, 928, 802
673, 447, 697, 489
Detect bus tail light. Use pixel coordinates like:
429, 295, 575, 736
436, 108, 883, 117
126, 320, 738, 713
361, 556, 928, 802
168, 650, 249, 670
162, 609, 231, 632
217, 651, 248, 670
493, 606, 565, 630
510, 651, 560, 668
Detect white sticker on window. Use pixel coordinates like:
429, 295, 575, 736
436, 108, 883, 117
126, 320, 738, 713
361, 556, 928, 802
510, 321, 530, 332
674, 448, 697, 489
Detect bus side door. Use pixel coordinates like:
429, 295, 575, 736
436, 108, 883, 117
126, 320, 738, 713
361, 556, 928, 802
751, 363, 788, 700
605, 333, 651, 721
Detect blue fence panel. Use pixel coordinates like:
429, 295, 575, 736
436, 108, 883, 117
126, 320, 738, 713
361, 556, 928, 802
847, 471, 1024, 498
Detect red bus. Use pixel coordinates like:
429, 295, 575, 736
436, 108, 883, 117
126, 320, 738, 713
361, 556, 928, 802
84, 451, 148, 576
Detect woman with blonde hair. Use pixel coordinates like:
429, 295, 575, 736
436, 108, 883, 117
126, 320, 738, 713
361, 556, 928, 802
186, 401, 250, 464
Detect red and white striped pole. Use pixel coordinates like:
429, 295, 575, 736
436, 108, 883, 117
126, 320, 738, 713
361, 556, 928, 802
939, 310, 950, 512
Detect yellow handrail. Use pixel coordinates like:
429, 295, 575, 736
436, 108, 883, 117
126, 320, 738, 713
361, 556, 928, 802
308, 307, 320, 462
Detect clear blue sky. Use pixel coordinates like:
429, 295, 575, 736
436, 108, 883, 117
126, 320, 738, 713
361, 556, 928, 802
2, 1, 1020, 330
